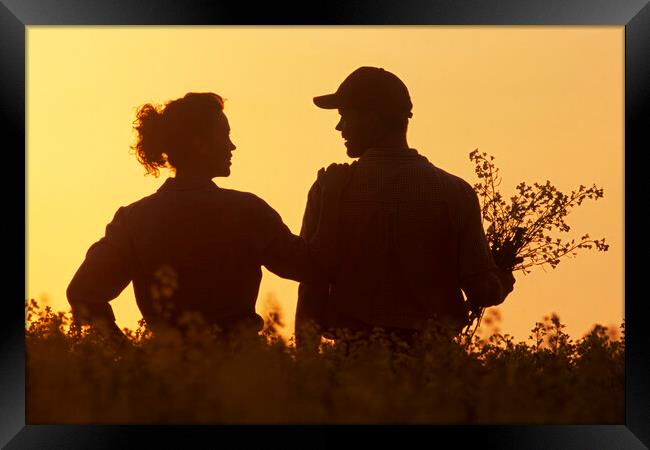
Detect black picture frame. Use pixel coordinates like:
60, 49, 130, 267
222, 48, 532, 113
4, 0, 648, 448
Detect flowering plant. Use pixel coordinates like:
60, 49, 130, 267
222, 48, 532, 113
464, 150, 609, 337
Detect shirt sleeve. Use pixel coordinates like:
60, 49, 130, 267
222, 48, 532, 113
253, 193, 329, 284
66, 207, 133, 324
295, 179, 330, 334
457, 182, 504, 307
458, 181, 498, 280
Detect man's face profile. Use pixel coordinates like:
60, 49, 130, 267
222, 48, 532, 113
336, 107, 382, 158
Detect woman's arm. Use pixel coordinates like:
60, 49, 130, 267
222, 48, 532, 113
67, 207, 133, 344
258, 163, 353, 284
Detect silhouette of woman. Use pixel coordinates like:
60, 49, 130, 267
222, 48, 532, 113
67, 92, 347, 342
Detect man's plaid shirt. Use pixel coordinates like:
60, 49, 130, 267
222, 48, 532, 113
296, 147, 499, 332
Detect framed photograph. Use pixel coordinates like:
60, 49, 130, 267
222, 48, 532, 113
4, 0, 648, 447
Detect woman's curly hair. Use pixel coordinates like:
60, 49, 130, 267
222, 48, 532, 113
131, 92, 225, 177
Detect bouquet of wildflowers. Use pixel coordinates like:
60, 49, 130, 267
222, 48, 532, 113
463, 150, 609, 338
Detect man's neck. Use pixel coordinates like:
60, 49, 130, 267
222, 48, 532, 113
361, 142, 410, 156
371, 134, 409, 150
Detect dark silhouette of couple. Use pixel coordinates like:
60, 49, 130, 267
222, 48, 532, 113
67, 67, 516, 348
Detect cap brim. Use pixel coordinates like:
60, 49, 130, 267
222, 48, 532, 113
313, 94, 340, 109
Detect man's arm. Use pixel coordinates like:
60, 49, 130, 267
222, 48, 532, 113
252, 164, 350, 348
294, 171, 338, 348
249, 180, 329, 350
67, 207, 132, 342
307, 163, 351, 267
457, 183, 515, 308
461, 269, 514, 308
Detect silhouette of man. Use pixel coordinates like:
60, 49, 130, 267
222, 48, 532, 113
295, 67, 516, 348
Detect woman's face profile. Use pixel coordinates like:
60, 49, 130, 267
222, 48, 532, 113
197, 110, 236, 178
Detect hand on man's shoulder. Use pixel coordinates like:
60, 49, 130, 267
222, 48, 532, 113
316, 162, 356, 196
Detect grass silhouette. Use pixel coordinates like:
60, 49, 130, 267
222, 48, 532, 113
26, 299, 623, 424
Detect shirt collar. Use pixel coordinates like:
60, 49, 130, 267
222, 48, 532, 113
157, 177, 218, 192
361, 147, 421, 159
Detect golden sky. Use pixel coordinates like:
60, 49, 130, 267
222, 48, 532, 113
26, 26, 624, 342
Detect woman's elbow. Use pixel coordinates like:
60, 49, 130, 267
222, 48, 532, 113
66, 278, 81, 307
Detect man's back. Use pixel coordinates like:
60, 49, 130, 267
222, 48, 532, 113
298, 147, 497, 333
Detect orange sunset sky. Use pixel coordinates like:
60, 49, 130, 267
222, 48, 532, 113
26, 27, 624, 342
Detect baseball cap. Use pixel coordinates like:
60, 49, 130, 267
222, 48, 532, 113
313, 67, 413, 118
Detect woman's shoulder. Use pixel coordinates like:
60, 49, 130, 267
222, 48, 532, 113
106, 189, 170, 223
122, 191, 162, 211
213, 188, 279, 215
217, 187, 263, 203
117, 187, 281, 224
